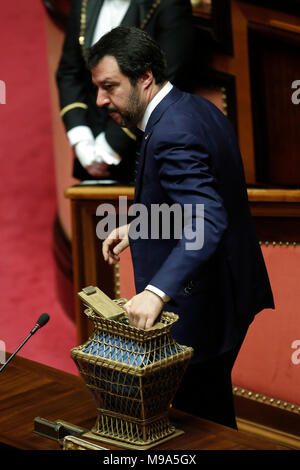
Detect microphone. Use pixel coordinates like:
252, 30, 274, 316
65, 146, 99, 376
30, 313, 50, 335
0, 313, 50, 373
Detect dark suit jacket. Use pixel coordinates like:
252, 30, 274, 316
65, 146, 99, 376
129, 86, 274, 363
56, 0, 196, 181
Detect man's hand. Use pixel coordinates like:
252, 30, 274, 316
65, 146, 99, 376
102, 224, 130, 265
123, 290, 164, 329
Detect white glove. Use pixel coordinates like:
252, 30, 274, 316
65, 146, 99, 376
74, 139, 97, 168
74, 139, 110, 178
67, 127, 118, 177
94, 133, 121, 165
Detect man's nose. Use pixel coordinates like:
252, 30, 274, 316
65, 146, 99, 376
96, 89, 110, 107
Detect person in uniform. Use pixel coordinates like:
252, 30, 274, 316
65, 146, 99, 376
56, 0, 196, 182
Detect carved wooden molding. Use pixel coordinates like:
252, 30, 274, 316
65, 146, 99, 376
238, 0, 300, 17
233, 385, 300, 448
192, 0, 234, 54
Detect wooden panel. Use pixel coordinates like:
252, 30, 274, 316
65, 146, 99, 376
248, 23, 300, 185
194, 69, 238, 134
238, 0, 300, 16
210, 1, 256, 182
192, 0, 234, 54
208, 1, 300, 184
248, 189, 300, 240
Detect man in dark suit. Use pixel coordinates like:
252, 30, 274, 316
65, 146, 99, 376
88, 26, 274, 428
56, 0, 196, 182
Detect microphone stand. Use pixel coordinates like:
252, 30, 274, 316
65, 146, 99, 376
0, 328, 39, 373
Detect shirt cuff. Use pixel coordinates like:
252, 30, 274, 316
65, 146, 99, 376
67, 126, 94, 146
145, 285, 171, 303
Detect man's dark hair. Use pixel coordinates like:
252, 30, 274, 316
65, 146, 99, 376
87, 26, 168, 85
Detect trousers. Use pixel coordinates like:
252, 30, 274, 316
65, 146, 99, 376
172, 343, 243, 429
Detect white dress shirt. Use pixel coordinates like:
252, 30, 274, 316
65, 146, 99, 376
92, 0, 130, 45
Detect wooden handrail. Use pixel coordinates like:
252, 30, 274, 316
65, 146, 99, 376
247, 189, 300, 203
65, 185, 135, 200
65, 185, 300, 203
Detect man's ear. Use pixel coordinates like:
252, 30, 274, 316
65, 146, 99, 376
139, 70, 153, 90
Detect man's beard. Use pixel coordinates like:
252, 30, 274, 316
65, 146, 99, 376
108, 85, 145, 128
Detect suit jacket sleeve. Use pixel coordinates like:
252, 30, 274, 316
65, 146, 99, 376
147, 116, 229, 301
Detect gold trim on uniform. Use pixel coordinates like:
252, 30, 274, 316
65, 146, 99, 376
60, 102, 88, 117
140, 0, 161, 29
121, 127, 137, 141
79, 0, 88, 47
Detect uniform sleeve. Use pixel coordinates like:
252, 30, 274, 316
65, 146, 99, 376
56, 0, 91, 132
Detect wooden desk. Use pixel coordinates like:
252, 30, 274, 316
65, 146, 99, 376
0, 356, 290, 451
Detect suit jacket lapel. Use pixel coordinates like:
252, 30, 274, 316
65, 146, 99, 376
134, 87, 183, 202
121, 0, 140, 26
122, 0, 156, 28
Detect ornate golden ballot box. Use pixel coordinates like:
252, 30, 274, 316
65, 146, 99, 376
71, 286, 193, 449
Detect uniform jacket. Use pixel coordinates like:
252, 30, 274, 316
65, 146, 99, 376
129, 86, 274, 362
56, 0, 196, 181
